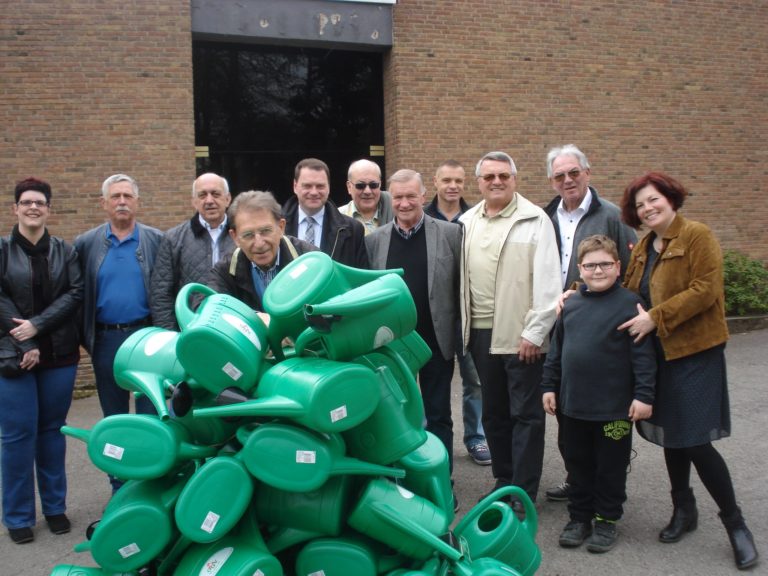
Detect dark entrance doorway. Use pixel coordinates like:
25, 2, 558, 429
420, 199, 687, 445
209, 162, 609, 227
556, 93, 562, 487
193, 42, 385, 206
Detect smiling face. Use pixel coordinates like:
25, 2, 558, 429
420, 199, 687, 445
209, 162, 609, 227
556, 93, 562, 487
635, 184, 676, 234
390, 177, 425, 231
14, 189, 50, 231
578, 248, 620, 292
346, 163, 382, 217
477, 159, 516, 211
294, 167, 329, 216
230, 208, 286, 270
193, 173, 231, 228
434, 165, 465, 204
550, 153, 591, 211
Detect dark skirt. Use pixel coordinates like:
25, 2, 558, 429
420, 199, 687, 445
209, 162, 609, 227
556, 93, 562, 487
637, 341, 730, 448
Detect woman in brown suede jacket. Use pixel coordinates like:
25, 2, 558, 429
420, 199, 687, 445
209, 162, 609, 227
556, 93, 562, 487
618, 171, 758, 571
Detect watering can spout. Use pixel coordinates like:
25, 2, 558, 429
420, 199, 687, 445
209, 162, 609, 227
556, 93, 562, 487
117, 371, 171, 420
303, 286, 400, 320
193, 396, 304, 420
60, 425, 90, 444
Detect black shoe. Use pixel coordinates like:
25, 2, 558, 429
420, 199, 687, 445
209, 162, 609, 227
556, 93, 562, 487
453, 491, 460, 513
510, 498, 526, 521
659, 488, 698, 543
9, 527, 34, 544
587, 520, 618, 553
45, 514, 71, 535
720, 508, 759, 570
546, 481, 570, 502
559, 520, 592, 548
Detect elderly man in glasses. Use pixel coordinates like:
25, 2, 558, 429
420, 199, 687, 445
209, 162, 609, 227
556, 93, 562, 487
339, 159, 393, 234
209, 191, 316, 312
541, 144, 638, 503
459, 151, 561, 515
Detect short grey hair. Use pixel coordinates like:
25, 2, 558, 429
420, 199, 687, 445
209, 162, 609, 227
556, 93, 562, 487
545, 144, 590, 178
192, 173, 230, 197
388, 169, 426, 194
228, 190, 282, 228
101, 174, 139, 198
475, 152, 518, 177
347, 159, 382, 181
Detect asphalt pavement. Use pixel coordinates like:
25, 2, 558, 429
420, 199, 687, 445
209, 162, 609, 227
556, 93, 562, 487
2, 329, 765, 575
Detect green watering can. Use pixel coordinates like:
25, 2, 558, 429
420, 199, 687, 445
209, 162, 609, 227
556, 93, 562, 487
113, 327, 186, 420
295, 533, 405, 576
264, 526, 324, 555
49, 567, 137, 576
347, 478, 453, 561
172, 502, 282, 576
397, 431, 454, 523
193, 357, 380, 433
175, 283, 268, 395
74, 471, 191, 573
386, 331, 433, 378
237, 422, 405, 492
453, 486, 540, 576
344, 355, 427, 465
254, 475, 353, 536
294, 273, 417, 361
174, 453, 254, 543
262, 251, 396, 358
62, 415, 216, 480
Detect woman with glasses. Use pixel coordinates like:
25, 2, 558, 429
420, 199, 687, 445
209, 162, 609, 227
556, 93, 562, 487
618, 172, 758, 570
0, 178, 83, 544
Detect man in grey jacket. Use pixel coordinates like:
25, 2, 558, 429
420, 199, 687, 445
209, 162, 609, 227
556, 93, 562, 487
541, 144, 638, 503
74, 174, 163, 492
150, 172, 235, 330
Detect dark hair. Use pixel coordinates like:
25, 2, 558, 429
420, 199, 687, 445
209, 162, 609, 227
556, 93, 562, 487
577, 234, 619, 263
621, 171, 688, 229
294, 158, 330, 182
15, 177, 51, 203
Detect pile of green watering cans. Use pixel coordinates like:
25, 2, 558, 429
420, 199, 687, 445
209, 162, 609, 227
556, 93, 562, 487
53, 252, 541, 576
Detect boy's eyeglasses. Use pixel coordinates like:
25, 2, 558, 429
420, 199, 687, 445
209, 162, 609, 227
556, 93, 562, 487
353, 181, 381, 190
552, 168, 583, 183
580, 261, 616, 272
17, 199, 50, 208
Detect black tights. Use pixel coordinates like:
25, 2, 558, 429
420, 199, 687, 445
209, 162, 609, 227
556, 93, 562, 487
664, 443, 738, 516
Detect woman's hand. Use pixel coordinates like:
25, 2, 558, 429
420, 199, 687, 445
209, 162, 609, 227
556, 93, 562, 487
542, 392, 557, 416
617, 304, 656, 343
20, 348, 40, 370
11, 318, 39, 343
629, 399, 653, 422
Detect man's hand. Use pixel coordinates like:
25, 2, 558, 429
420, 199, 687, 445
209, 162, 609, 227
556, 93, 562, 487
543, 392, 557, 415
519, 338, 542, 364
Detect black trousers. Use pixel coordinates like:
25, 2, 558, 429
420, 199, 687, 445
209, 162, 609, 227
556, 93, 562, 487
562, 413, 633, 522
470, 329, 545, 501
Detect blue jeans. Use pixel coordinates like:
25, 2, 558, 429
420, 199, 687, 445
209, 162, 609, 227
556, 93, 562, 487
458, 345, 485, 448
92, 326, 156, 491
418, 350, 455, 471
0, 364, 77, 529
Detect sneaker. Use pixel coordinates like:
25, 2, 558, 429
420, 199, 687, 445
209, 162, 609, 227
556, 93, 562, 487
45, 514, 71, 535
467, 442, 492, 466
559, 520, 592, 548
586, 520, 618, 553
546, 481, 570, 502
9, 527, 34, 544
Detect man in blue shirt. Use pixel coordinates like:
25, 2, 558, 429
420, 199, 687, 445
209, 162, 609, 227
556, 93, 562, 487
74, 174, 163, 491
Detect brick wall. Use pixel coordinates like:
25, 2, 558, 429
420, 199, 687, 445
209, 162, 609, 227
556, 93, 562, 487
1, 1, 196, 393
385, 0, 768, 262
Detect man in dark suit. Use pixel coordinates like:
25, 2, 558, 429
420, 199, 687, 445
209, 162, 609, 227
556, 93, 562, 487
365, 169, 461, 510
282, 158, 368, 268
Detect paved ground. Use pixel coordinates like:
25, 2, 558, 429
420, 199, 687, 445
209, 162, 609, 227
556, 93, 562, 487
2, 329, 765, 575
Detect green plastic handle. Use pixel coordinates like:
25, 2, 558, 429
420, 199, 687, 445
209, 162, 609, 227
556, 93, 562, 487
174, 282, 216, 330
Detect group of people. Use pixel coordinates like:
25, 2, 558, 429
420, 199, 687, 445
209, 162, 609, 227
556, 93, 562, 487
0, 147, 758, 570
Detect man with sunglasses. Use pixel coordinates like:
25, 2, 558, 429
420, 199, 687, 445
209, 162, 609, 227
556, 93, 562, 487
459, 151, 561, 514
542, 144, 638, 503
339, 159, 393, 234
282, 158, 368, 268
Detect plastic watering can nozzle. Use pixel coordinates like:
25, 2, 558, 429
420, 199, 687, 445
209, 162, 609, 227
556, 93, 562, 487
117, 371, 171, 420
60, 425, 90, 444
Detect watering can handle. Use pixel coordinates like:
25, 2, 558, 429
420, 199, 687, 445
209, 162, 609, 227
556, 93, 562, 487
370, 501, 463, 562
453, 485, 538, 539
175, 283, 217, 330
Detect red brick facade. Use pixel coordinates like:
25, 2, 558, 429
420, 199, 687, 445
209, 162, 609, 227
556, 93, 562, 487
1, 0, 766, 259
